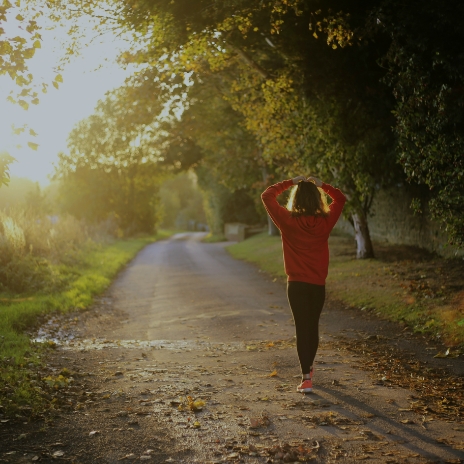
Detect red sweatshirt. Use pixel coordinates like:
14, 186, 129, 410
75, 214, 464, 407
261, 179, 346, 285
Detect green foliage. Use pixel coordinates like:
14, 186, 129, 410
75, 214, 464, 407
92, 0, 398, 255
38, 0, 464, 249
0, 2, 42, 104
0, 233, 169, 417
54, 87, 164, 235
196, 166, 262, 236
0, 205, 120, 294
159, 173, 206, 229
0, 152, 15, 189
371, 0, 464, 247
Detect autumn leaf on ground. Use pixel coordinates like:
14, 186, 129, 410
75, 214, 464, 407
249, 413, 271, 428
269, 369, 278, 377
177, 396, 205, 412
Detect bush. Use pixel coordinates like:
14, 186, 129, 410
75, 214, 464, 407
0, 209, 115, 294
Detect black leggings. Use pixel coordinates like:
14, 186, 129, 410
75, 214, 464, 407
287, 281, 326, 374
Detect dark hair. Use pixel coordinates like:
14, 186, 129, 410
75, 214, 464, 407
288, 181, 329, 218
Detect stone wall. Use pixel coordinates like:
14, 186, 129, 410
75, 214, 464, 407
334, 185, 461, 257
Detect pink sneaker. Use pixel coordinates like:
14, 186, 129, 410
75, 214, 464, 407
297, 379, 312, 393
297, 367, 314, 393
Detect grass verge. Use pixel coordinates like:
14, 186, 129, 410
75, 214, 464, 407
227, 231, 464, 348
0, 231, 173, 417
202, 233, 227, 243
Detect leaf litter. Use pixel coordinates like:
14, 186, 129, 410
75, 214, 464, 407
332, 336, 463, 422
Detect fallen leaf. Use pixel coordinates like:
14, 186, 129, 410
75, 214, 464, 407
52, 450, 65, 457
249, 418, 261, 428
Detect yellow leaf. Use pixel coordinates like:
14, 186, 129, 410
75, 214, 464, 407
55, 74, 63, 83
18, 100, 29, 110
27, 141, 39, 150
52, 81, 59, 89
269, 370, 278, 377
13, 125, 25, 135
33, 40, 41, 48
29, 129, 38, 136
193, 421, 201, 428
16, 14, 24, 21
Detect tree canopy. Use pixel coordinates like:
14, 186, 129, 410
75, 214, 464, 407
12, 0, 463, 249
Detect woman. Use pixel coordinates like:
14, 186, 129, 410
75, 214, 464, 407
261, 175, 346, 392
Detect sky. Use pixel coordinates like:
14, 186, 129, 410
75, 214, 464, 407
0, 14, 133, 186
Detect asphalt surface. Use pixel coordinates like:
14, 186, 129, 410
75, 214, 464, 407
3, 232, 463, 463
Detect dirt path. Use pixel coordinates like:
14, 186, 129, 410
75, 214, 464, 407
2, 233, 463, 463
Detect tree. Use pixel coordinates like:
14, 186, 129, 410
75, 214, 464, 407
105, 0, 398, 257
54, 86, 164, 234
369, 0, 464, 247
49, 0, 464, 252
158, 172, 206, 229
0, 2, 63, 183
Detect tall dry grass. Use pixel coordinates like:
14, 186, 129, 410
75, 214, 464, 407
0, 208, 118, 294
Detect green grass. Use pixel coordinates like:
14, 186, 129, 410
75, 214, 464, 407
227, 232, 286, 278
227, 232, 464, 348
0, 231, 174, 416
202, 233, 227, 243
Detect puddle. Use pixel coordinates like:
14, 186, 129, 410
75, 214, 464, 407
33, 337, 247, 352
149, 309, 276, 327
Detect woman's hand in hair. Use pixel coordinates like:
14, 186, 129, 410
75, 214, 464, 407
292, 175, 307, 185
307, 176, 323, 187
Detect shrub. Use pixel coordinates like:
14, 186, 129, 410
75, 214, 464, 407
0, 208, 115, 294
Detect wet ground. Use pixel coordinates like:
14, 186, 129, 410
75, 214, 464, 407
1, 233, 463, 463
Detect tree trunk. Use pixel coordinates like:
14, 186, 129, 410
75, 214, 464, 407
261, 165, 280, 236
351, 211, 375, 259
267, 215, 280, 236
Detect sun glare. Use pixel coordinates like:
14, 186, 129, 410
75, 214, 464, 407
0, 17, 132, 185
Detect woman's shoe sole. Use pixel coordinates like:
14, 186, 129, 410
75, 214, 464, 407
297, 387, 312, 393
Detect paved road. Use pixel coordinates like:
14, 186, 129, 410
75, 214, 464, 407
101, 232, 295, 344
3, 233, 463, 463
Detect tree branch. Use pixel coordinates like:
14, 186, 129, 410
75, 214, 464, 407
226, 42, 271, 80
